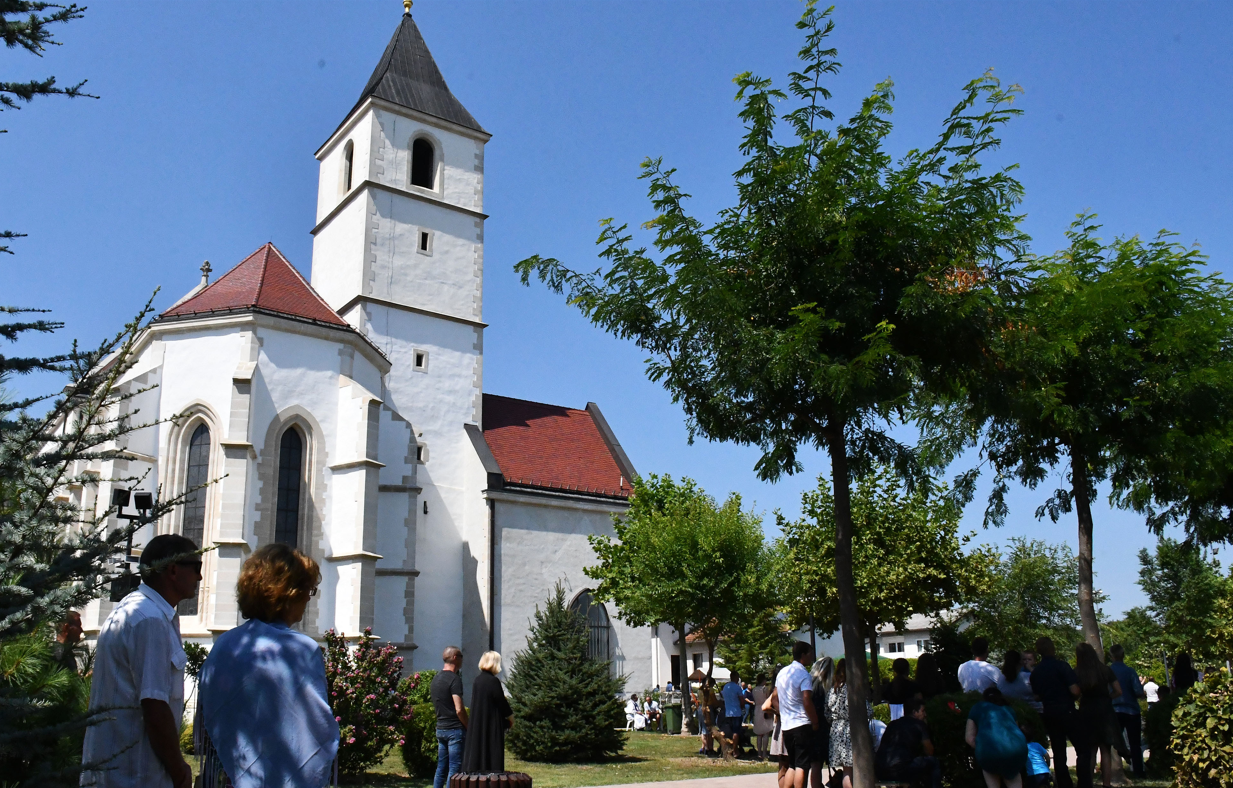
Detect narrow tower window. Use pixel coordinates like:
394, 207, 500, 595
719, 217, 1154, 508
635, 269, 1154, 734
342, 140, 355, 192
275, 427, 304, 547
410, 138, 435, 189
179, 423, 211, 616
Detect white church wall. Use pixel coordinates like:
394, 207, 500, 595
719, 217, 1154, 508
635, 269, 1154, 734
361, 303, 486, 670
490, 493, 654, 695
316, 113, 375, 223
368, 190, 482, 320
310, 194, 369, 313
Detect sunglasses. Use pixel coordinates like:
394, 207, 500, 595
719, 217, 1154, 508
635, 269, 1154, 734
176, 561, 203, 572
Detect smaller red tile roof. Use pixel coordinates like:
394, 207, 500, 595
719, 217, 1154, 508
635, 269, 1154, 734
159, 243, 348, 327
482, 394, 631, 499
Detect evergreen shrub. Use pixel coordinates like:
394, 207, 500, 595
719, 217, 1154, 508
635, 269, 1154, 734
323, 628, 414, 776
922, 692, 1046, 788
399, 703, 439, 778
0, 631, 92, 784
506, 583, 626, 762
1170, 669, 1233, 787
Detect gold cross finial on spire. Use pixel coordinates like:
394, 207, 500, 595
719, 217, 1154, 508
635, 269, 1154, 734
403, 0, 412, 14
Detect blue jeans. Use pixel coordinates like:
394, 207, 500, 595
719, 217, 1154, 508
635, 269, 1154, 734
433, 728, 465, 788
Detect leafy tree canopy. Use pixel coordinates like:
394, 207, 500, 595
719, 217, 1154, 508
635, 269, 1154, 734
1136, 537, 1231, 664
958, 217, 1233, 650
780, 465, 991, 636
519, 3, 1028, 780
585, 474, 767, 717
966, 537, 1095, 657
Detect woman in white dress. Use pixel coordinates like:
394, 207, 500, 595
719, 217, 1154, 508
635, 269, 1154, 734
751, 674, 775, 761
764, 666, 788, 788
825, 659, 871, 788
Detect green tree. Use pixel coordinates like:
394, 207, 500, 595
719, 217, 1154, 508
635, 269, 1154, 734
1137, 537, 1231, 663
1101, 607, 1165, 680
517, 5, 1025, 782
506, 583, 626, 762
585, 474, 767, 725
715, 550, 793, 681
779, 466, 992, 699
968, 217, 1233, 652
966, 537, 1091, 656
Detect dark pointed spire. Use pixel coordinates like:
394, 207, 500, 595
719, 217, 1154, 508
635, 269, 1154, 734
347, 13, 484, 134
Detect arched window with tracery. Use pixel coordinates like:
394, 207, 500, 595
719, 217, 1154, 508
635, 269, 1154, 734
410, 137, 435, 189
179, 422, 211, 615
275, 427, 304, 548
569, 590, 612, 662
342, 140, 355, 192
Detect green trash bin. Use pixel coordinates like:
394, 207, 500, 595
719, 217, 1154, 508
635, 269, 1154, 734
663, 704, 682, 734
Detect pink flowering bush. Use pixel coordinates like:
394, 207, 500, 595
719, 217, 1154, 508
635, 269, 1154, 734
323, 627, 415, 776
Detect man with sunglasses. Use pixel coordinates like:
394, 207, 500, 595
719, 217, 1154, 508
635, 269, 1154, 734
82, 534, 202, 788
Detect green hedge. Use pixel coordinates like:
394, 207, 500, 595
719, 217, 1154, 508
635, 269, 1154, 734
1170, 668, 1233, 788
400, 703, 439, 779
922, 692, 1046, 788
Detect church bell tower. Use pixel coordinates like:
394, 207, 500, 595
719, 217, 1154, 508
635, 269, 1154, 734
309, 6, 492, 669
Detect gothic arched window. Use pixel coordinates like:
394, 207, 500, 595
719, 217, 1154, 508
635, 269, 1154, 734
342, 140, 354, 192
179, 423, 211, 615
569, 590, 612, 662
410, 138, 435, 189
275, 427, 304, 548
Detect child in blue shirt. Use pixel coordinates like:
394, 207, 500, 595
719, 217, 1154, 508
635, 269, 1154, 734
1022, 724, 1053, 787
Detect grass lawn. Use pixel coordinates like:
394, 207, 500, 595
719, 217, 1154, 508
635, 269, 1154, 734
356, 732, 777, 787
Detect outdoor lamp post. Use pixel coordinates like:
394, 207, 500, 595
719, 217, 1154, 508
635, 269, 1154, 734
109, 487, 155, 601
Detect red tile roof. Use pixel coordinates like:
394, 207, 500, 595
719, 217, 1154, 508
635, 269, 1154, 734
160, 243, 348, 327
482, 394, 631, 499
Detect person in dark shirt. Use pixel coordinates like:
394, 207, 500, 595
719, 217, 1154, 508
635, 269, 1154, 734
874, 698, 939, 788
1172, 652, 1198, 692
913, 652, 945, 699
883, 658, 922, 719
1028, 637, 1087, 788
430, 646, 470, 788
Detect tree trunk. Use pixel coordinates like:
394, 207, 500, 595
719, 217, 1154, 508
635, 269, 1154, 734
1070, 451, 1103, 654
867, 623, 882, 703
826, 421, 875, 788
678, 620, 692, 734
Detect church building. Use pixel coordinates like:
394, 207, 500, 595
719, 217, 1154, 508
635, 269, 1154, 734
77, 10, 682, 695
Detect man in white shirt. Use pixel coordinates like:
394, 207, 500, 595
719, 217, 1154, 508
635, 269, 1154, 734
1143, 677, 1160, 708
957, 637, 1002, 694
82, 534, 201, 788
775, 641, 819, 788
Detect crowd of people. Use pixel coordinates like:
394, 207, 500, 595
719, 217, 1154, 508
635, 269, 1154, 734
67, 532, 1199, 788
676, 634, 1189, 788
80, 535, 516, 788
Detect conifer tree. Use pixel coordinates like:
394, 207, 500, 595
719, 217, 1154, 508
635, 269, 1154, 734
506, 583, 626, 763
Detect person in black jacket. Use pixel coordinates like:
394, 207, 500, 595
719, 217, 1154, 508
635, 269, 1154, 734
874, 698, 939, 788
461, 651, 514, 773
1029, 637, 1087, 788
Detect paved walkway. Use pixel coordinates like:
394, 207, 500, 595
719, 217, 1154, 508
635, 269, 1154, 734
596, 774, 780, 788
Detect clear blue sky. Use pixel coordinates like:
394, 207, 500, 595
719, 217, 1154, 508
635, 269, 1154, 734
4, 0, 1231, 618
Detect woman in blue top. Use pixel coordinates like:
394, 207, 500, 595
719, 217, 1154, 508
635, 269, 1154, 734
965, 686, 1028, 788
198, 544, 339, 788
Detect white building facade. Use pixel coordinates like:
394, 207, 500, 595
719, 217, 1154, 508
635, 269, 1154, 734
76, 10, 677, 697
